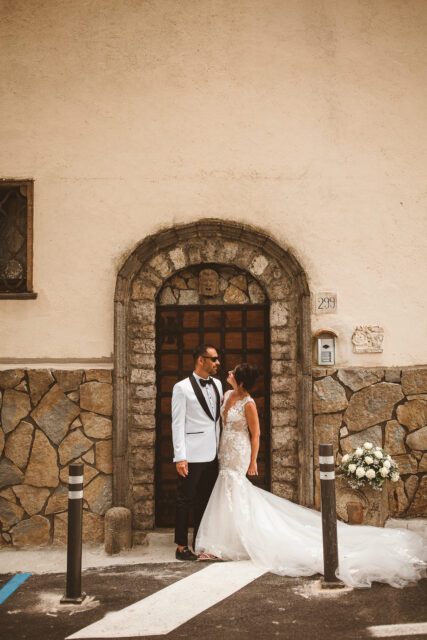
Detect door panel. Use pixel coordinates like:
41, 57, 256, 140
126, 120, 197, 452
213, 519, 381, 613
155, 304, 270, 527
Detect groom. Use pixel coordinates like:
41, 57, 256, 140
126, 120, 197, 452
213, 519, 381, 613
171, 344, 223, 560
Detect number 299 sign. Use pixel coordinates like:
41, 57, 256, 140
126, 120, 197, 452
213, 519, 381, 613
314, 292, 337, 314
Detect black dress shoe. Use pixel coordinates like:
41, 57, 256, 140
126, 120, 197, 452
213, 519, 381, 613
176, 546, 198, 561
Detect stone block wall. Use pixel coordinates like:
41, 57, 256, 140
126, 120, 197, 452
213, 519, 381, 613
1, 362, 426, 548
0, 369, 113, 547
313, 366, 427, 520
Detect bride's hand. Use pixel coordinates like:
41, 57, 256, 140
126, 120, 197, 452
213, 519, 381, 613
247, 462, 258, 476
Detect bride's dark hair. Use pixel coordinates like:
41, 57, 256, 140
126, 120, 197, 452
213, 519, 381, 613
234, 363, 259, 391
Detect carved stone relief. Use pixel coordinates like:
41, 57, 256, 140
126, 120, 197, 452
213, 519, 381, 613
352, 325, 384, 353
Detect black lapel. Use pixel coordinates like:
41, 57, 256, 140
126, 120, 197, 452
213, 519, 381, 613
211, 381, 220, 422
189, 375, 214, 421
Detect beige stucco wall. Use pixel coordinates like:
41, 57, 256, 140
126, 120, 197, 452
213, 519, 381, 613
0, 0, 426, 365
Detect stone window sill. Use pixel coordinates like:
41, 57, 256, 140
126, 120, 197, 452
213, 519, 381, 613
0, 292, 38, 300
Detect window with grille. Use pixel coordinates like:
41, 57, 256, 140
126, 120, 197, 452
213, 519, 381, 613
0, 180, 36, 298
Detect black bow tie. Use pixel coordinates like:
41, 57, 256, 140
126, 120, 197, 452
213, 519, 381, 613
199, 378, 213, 387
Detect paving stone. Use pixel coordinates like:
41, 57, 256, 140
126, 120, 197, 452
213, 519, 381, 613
406, 476, 427, 516
45, 485, 68, 515
0, 458, 24, 488
249, 254, 269, 276
54, 370, 83, 392
0, 487, 15, 501
178, 290, 199, 304
53, 510, 104, 546
169, 247, 187, 270
313, 377, 348, 414
85, 369, 113, 383
4, 421, 33, 469
419, 454, 427, 472
270, 302, 288, 328
0, 497, 24, 529
396, 400, 427, 431
0, 370, 25, 389
1, 389, 31, 433
12, 485, 49, 516
385, 368, 401, 383
337, 368, 383, 392
59, 429, 93, 466
405, 475, 419, 504
223, 285, 249, 304
130, 369, 156, 385
27, 370, 54, 405
406, 426, 427, 451
135, 385, 156, 399
11, 515, 50, 547
392, 453, 419, 474
129, 430, 156, 447
24, 430, 59, 488
95, 440, 112, 474
314, 413, 341, 458
31, 383, 80, 445
248, 281, 266, 303
401, 368, 427, 395
340, 424, 383, 455
384, 420, 407, 455
80, 381, 113, 416
344, 383, 403, 431
85, 474, 112, 515
0, 429, 4, 457
81, 412, 112, 439
131, 279, 157, 300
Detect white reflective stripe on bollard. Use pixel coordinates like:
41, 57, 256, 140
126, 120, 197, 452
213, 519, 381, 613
69, 475, 84, 484
319, 456, 334, 464
68, 490, 84, 499
319, 471, 335, 480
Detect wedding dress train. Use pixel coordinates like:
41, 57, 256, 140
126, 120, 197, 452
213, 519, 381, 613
195, 393, 426, 588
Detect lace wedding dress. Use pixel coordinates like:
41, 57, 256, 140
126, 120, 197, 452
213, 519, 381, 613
195, 391, 426, 588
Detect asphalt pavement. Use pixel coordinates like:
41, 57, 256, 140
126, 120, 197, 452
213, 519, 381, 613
0, 560, 426, 640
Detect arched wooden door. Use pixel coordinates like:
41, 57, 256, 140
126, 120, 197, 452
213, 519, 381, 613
155, 304, 270, 527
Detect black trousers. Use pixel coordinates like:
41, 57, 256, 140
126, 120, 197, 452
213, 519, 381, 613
174, 458, 218, 548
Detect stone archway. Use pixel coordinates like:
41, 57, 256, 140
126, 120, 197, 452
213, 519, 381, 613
113, 220, 312, 533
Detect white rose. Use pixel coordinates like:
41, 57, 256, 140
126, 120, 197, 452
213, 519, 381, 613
355, 448, 364, 457
363, 442, 373, 450
356, 467, 366, 478
366, 469, 376, 479
374, 450, 383, 459
348, 463, 357, 473
364, 456, 374, 465
383, 459, 391, 468
341, 454, 350, 463
391, 472, 400, 482
380, 467, 389, 477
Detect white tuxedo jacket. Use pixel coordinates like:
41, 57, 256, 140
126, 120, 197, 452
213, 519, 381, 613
171, 375, 223, 463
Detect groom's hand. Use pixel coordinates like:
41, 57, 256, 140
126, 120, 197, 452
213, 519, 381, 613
176, 460, 188, 477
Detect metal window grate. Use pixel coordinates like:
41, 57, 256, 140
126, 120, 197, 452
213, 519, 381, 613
0, 181, 34, 296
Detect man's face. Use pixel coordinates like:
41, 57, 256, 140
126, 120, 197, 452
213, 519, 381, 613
199, 347, 220, 375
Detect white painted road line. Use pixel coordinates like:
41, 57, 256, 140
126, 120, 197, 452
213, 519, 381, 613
367, 622, 427, 637
66, 561, 265, 638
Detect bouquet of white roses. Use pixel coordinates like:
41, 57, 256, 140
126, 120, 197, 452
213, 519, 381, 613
339, 441, 400, 491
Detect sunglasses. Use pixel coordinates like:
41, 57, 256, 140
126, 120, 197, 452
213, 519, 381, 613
202, 355, 220, 362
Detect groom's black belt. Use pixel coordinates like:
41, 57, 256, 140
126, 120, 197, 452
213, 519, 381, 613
189, 374, 220, 422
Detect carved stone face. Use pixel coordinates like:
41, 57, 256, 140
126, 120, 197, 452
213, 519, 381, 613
199, 268, 219, 296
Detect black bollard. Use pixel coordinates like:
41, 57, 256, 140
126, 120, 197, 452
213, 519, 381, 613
60, 463, 86, 604
319, 443, 344, 589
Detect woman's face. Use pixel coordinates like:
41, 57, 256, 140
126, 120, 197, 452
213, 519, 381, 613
227, 368, 237, 388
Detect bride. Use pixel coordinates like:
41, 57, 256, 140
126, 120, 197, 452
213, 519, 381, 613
195, 363, 426, 588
